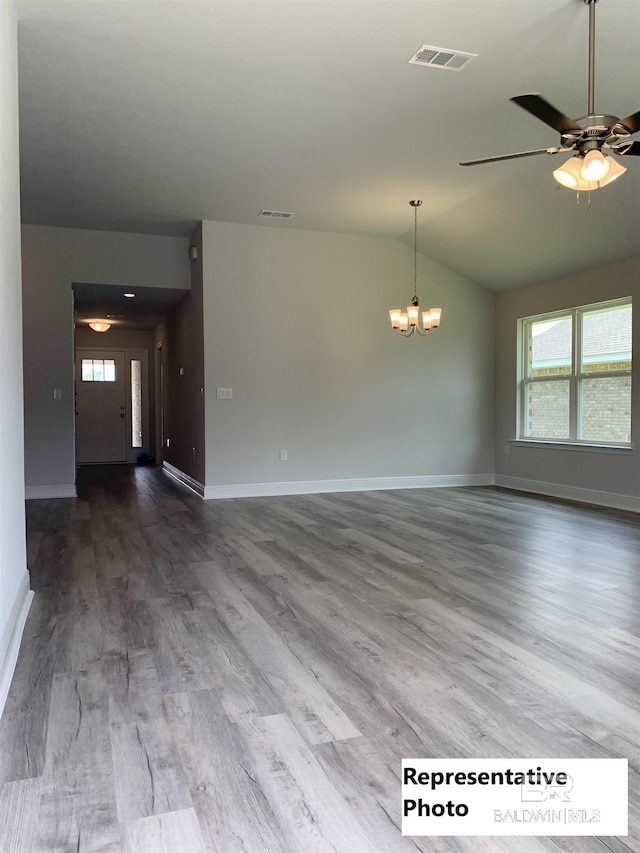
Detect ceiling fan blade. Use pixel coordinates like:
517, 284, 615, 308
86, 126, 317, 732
460, 148, 560, 167
613, 140, 640, 156
618, 110, 640, 135
511, 94, 581, 134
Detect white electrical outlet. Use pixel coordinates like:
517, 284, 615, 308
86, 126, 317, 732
280, 449, 288, 461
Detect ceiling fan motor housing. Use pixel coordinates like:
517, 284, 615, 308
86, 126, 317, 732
562, 114, 628, 150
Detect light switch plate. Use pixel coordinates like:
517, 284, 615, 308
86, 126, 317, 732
216, 388, 233, 399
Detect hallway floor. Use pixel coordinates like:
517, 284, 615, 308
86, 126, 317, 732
0, 465, 637, 852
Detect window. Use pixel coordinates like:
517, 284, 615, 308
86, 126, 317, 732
131, 359, 142, 447
520, 298, 631, 445
81, 358, 116, 382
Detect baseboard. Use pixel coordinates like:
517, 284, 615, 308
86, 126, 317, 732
162, 462, 205, 497
0, 572, 34, 719
495, 474, 640, 513
203, 473, 495, 500
25, 484, 76, 500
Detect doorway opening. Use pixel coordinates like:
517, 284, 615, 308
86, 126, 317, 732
75, 348, 150, 464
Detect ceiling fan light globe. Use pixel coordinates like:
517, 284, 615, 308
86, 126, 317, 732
553, 156, 583, 189
597, 157, 627, 187
580, 150, 610, 182
553, 169, 578, 189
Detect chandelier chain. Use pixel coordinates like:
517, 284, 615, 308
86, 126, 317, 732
413, 202, 418, 300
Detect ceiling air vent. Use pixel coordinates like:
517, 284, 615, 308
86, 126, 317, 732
408, 45, 476, 72
258, 209, 295, 219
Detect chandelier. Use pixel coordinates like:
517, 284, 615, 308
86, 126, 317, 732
389, 200, 442, 336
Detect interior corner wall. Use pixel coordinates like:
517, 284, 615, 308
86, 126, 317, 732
201, 220, 495, 496
21, 225, 190, 495
157, 225, 205, 488
0, 0, 30, 717
495, 256, 640, 505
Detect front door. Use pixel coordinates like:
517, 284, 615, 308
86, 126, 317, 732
75, 350, 127, 463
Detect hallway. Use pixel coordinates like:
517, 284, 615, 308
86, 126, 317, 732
0, 466, 637, 852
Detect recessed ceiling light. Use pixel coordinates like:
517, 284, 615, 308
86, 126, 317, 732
123, 292, 135, 298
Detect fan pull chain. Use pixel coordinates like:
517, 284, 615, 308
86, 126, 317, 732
576, 190, 593, 210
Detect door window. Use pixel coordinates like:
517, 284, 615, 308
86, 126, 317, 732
81, 358, 116, 382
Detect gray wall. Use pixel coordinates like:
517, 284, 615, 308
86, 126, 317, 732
495, 256, 640, 504
0, 0, 29, 713
155, 227, 206, 485
22, 225, 190, 493
202, 220, 495, 493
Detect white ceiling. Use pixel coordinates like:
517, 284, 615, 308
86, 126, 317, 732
16, 0, 640, 291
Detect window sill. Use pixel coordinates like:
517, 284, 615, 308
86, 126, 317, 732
510, 440, 635, 456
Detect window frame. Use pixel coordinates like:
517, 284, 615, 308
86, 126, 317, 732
518, 297, 632, 447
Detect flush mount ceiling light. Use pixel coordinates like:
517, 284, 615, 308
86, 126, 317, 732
389, 201, 442, 337
461, 0, 639, 202
88, 321, 111, 333
123, 292, 135, 298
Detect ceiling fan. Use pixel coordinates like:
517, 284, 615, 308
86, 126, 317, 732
460, 0, 640, 190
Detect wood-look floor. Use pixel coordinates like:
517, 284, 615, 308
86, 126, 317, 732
0, 466, 638, 853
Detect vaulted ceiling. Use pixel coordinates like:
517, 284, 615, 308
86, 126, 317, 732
16, 0, 640, 291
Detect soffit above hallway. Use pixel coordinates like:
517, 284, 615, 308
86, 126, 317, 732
16, 0, 640, 291
73, 283, 189, 331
